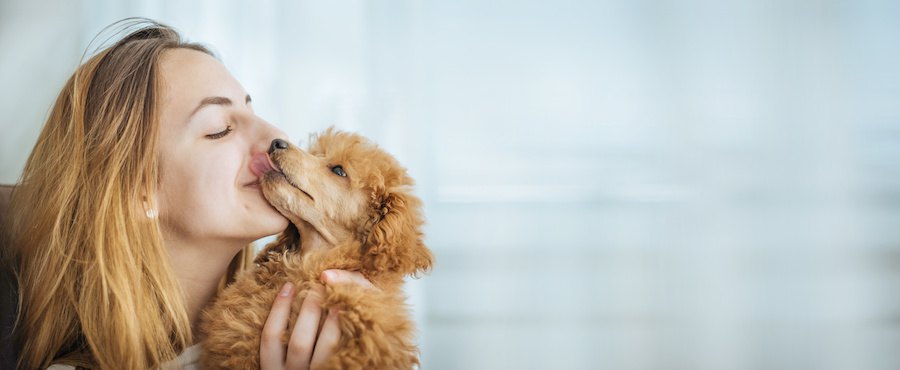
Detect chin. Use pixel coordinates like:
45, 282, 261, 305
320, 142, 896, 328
246, 192, 291, 233
255, 209, 290, 236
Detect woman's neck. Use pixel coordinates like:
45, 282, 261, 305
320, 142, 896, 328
166, 237, 248, 341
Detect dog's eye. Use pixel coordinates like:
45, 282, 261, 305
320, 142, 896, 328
331, 165, 347, 177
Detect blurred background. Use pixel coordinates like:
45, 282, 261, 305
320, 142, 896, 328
2, 0, 900, 369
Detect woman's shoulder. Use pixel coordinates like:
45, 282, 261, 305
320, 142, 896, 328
46, 343, 203, 370
161, 343, 203, 370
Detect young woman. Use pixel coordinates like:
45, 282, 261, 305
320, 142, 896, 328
6, 19, 372, 369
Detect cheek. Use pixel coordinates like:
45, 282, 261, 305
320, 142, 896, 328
317, 179, 344, 214
322, 184, 367, 222
158, 147, 243, 220
347, 191, 370, 221
158, 164, 208, 221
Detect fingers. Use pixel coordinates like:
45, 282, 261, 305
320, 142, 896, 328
260, 282, 295, 370
310, 309, 341, 370
321, 269, 375, 289
284, 285, 325, 370
261, 278, 352, 370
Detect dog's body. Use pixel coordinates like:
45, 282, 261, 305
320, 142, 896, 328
201, 129, 433, 370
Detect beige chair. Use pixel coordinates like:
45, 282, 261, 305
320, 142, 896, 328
1, 184, 17, 368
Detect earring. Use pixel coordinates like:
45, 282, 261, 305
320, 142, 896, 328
143, 199, 157, 219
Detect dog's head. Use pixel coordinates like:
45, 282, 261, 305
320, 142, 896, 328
258, 128, 432, 276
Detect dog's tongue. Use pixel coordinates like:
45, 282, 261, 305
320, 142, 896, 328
250, 153, 278, 177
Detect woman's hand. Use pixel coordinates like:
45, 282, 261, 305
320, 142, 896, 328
259, 270, 374, 370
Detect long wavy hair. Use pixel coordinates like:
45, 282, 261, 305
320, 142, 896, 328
6, 19, 253, 369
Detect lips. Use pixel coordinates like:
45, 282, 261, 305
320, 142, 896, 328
250, 153, 279, 177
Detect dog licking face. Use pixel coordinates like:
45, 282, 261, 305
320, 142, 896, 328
201, 128, 433, 370
259, 128, 432, 275
261, 135, 371, 251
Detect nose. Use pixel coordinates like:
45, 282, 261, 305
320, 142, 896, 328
269, 138, 289, 154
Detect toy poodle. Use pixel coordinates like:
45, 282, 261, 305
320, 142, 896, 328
200, 128, 433, 370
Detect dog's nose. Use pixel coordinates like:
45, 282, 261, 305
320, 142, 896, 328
269, 138, 289, 154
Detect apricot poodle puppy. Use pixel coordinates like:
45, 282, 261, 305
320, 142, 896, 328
201, 128, 434, 370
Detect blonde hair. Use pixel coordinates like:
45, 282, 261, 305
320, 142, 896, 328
7, 19, 253, 369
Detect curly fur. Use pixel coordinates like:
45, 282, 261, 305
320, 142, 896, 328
200, 129, 433, 370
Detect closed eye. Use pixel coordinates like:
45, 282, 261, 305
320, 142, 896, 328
205, 126, 232, 139
331, 165, 347, 177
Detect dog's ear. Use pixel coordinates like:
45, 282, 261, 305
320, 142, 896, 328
364, 190, 433, 276
254, 223, 300, 264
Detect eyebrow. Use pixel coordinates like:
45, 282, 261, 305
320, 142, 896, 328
190, 94, 252, 117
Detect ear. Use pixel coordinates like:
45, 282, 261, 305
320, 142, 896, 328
254, 223, 300, 264
364, 190, 433, 276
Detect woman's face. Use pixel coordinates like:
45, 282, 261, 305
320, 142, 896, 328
155, 48, 289, 249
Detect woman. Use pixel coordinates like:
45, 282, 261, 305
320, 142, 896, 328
6, 19, 371, 369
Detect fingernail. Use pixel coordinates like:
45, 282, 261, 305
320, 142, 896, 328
322, 270, 335, 281
279, 282, 293, 297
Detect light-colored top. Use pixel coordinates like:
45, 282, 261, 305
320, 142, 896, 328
46, 343, 202, 370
